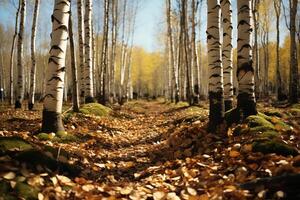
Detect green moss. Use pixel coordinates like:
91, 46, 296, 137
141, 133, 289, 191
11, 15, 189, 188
252, 139, 299, 156
36, 133, 52, 141
174, 101, 189, 108
263, 110, 283, 117
80, 103, 111, 116
245, 115, 274, 129
0, 137, 33, 154
259, 131, 280, 139
15, 182, 38, 200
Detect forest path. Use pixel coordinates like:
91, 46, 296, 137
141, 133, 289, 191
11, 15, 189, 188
80, 100, 192, 182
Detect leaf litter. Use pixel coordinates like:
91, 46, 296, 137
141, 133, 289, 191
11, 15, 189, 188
0, 100, 300, 199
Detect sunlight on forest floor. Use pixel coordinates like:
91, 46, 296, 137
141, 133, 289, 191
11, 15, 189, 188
0, 100, 300, 199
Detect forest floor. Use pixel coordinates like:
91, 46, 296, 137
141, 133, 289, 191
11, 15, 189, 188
0, 99, 300, 200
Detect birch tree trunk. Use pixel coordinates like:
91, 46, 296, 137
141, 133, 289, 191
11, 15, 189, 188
207, 0, 224, 132
77, 0, 85, 103
15, 0, 26, 109
9, 2, 21, 105
84, 0, 94, 103
28, 0, 40, 110
41, 0, 70, 133
110, 0, 118, 102
191, 0, 199, 104
119, 0, 127, 104
273, 0, 283, 101
237, 0, 257, 117
100, 0, 109, 104
69, 8, 80, 112
252, 0, 260, 98
221, 0, 233, 111
166, 0, 179, 103
289, 0, 298, 103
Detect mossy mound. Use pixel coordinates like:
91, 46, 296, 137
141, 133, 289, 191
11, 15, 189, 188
0, 137, 33, 155
233, 113, 292, 136
289, 108, 300, 116
15, 182, 39, 200
263, 109, 283, 117
79, 103, 111, 116
253, 139, 299, 156
37, 131, 78, 143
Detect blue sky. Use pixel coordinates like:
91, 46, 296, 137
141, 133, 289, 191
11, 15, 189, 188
0, 0, 290, 52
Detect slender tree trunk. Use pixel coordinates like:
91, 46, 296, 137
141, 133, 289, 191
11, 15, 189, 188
15, 0, 26, 109
100, 0, 109, 104
221, 0, 233, 111
274, 0, 283, 101
166, 0, 179, 103
207, 0, 224, 132
289, 0, 298, 103
77, 0, 85, 103
237, 0, 257, 117
69, 9, 80, 112
182, 0, 192, 105
84, 0, 94, 103
119, 0, 127, 103
191, 0, 199, 104
110, 0, 118, 103
41, 0, 70, 133
28, 0, 40, 110
252, 0, 260, 99
9, 2, 21, 106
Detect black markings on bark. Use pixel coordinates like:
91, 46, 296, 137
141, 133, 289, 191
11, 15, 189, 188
41, 110, 64, 133
208, 91, 224, 133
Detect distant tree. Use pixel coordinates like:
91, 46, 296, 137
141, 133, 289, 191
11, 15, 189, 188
69, 7, 80, 112
41, 0, 70, 133
273, 0, 284, 101
28, 0, 40, 110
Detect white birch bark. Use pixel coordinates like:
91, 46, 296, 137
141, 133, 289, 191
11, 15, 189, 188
28, 0, 40, 110
84, 0, 94, 102
15, 0, 26, 108
42, 0, 70, 133
237, 0, 257, 116
77, 0, 85, 103
207, 0, 224, 131
9, 2, 21, 105
221, 0, 233, 111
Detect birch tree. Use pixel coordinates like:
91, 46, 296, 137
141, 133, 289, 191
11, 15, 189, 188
41, 0, 70, 133
237, 0, 257, 117
166, 0, 179, 103
28, 0, 40, 110
207, 0, 224, 132
221, 0, 233, 111
84, 0, 94, 103
289, 0, 298, 103
69, 7, 80, 112
9, 1, 21, 105
77, 0, 85, 103
273, 0, 284, 101
15, 0, 26, 109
